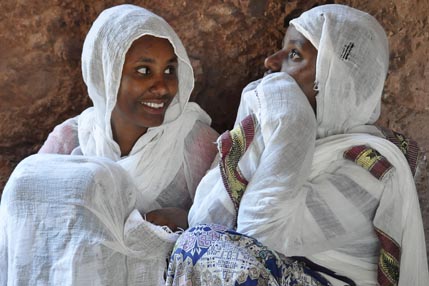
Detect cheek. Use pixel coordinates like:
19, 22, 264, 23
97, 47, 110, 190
284, 65, 317, 111
118, 76, 144, 100
297, 71, 316, 93
167, 79, 179, 97
286, 66, 314, 92
117, 76, 131, 99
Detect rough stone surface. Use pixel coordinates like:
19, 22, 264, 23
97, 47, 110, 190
1, 0, 428, 263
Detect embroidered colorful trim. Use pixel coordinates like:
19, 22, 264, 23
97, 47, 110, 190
218, 114, 257, 214
378, 127, 420, 176
343, 145, 393, 180
375, 228, 400, 286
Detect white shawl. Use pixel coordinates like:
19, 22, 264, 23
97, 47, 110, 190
189, 72, 317, 232
0, 5, 214, 285
290, 4, 389, 138
0, 154, 181, 285
78, 4, 210, 211
189, 4, 428, 285
291, 6, 427, 284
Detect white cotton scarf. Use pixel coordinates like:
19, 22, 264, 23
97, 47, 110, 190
78, 4, 210, 211
0, 154, 182, 286
190, 4, 428, 285
290, 4, 389, 138
290, 5, 428, 284
189, 72, 317, 232
0, 5, 213, 285
308, 132, 429, 285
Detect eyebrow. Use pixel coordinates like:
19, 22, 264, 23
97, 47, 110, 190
282, 39, 306, 48
135, 55, 178, 64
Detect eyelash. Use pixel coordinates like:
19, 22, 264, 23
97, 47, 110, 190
288, 49, 302, 60
137, 67, 149, 75
164, 66, 176, 75
136, 66, 177, 76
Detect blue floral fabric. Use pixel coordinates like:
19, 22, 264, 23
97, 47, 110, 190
166, 224, 332, 286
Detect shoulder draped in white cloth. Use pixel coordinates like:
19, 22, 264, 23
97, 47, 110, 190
0, 4, 218, 285
78, 4, 212, 210
189, 4, 429, 285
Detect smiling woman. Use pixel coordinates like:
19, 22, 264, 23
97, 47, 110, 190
0, 4, 218, 285
112, 35, 180, 156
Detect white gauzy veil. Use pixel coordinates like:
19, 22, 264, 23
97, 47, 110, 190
290, 4, 389, 138
78, 4, 210, 208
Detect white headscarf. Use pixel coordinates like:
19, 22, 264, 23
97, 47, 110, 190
292, 6, 428, 284
290, 4, 389, 138
77, 4, 210, 206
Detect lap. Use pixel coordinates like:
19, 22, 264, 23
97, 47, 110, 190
166, 224, 331, 286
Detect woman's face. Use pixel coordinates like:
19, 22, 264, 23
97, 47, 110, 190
112, 35, 178, 135
264, 26, 318, 112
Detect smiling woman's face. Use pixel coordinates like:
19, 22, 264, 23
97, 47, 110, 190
264, 26, 318, 112
111, 35, 178, 137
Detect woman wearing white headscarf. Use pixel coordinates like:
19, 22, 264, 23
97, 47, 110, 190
40, 4, 218, 215
166, 4, 428, 286
0, 4, 218, 285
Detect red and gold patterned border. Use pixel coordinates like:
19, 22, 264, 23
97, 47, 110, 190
344, 145, 393, 180
218, 114, 257, 214
378, 127, 420, 176
375, 228, 400, 286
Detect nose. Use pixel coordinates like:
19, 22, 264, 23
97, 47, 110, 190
150, 76, 169, 97
264, 51, 282, 73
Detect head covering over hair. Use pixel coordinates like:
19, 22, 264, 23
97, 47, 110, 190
291, 6, 429, 285
78, 4, 211, 209
290, 4, 389, 138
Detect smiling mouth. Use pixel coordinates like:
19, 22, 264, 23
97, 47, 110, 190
140, 101, 165, 109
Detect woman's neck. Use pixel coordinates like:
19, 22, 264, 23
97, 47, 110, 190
110, 118, 147, 157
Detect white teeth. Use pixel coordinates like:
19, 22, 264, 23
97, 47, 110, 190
140, 101, 164, 109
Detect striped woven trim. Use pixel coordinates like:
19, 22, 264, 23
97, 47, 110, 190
218, 114, 256, 213
344, 145, 393, 180
375, 228, 400, 286
378, 127, 420, 176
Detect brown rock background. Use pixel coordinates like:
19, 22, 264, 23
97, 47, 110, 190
0, 0, 428, 262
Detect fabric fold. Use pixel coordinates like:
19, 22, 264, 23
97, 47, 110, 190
78, 4, 212, 206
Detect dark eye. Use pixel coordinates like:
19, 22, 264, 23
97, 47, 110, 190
136, 66, 150, 75
288, 49, 302, 60
164, 66, 176, 75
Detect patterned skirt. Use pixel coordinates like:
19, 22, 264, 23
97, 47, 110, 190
166, 224, 333, 286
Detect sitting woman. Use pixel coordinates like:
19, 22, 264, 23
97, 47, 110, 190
0, 4, 217, 285
166, 4, 429, 286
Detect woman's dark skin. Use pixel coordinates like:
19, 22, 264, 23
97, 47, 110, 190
144, 27, 318, 232
112, 35, 178, 157
148, 27, 319, 231
264, 25, 318, 113
112, 35, 187, 231
146, 207, 188, 231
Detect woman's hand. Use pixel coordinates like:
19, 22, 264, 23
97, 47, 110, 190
145, 207, 188, 232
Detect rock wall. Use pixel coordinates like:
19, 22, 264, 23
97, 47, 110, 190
1, 0, 428, 260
